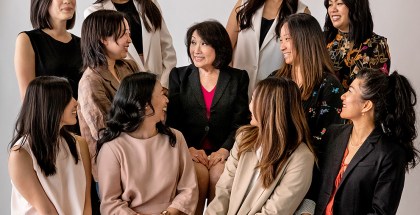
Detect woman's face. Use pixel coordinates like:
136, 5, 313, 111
249, 91, 259, 126
148, 81, 169, 123
48, 0, 76, 21
103, 19, 132, 60
61, 97, 78, 127
340, 78, 366, 120
280, 24, 295, 65
327, 0, 350, 32
189, 30, 216, 70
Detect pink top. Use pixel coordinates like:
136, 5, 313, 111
201, 85, 216, 119
97, 129, 198, 215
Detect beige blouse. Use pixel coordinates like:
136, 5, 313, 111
97, 129, 198, 215
11, 137, 86, 214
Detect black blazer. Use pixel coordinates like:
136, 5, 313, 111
166, 64, 250, 152
314, 124, 406, 215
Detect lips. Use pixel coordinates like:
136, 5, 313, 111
330, 15, 341, 22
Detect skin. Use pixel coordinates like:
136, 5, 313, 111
15, 0, 76, 100
327, 0, 350, 32
279, 23, 303, 87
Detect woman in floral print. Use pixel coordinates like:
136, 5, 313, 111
324, 0, 391, 90
272, 13, 344, 145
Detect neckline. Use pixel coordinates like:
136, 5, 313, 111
39, 29, 74, 44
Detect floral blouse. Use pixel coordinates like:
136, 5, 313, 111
303, 72, 344, 144
327, 31, 391, 90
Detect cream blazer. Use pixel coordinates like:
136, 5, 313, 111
84, 0, 176, 88
232, 0, 307, 97
205, 140, 314, 215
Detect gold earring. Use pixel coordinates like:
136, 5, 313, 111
362, 112, 365, 116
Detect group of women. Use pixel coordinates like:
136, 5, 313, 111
8, 0, 418, 215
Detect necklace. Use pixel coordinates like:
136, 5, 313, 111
349, 133, 363, 148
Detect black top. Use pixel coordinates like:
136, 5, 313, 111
24, 29, 82, 99
259, 17, 274, 47
113, 0, 143, 55
167, 64, 250, 152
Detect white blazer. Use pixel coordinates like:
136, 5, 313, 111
232, 0, 307, 97
84, 0, 176, 88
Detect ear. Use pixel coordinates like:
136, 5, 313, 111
101, 38, 108, 46
362, 100, 373, 114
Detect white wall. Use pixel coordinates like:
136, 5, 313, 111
0, 0, 418, 214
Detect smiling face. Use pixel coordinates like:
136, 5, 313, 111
280, 24, 295, 65
48, 0, 76, 22
103, 18, 132, 60
340, 78, 367, 120
328, 0, 350, 32
60, 97, 78, 127
189, 30, 216, 70
149, 81, 169, 123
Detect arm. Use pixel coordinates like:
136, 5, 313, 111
97, 144, 137, 214
256, 145, 315, 215
168, 132, 199, 215
8, 147, 58, 214
368, 37, 391, 75
75, 136, 92, 215
153, 0, 177, 89
166, 67, 182, 129
226, 0, 243, 49
205, 141, 240, 215
14, 32, 35, 100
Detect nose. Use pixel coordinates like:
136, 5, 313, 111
193, 44, 201, 53
329, 3, 337, 12
340, 92, 346, 101
280, 41, 286, 52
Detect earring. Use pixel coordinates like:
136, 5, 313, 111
362, 112, 365, 116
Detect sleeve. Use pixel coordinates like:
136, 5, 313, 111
368, 147, 406, 215
169, 131, 199, 214
205, 140, 240, 215
221, 70, 250, 151
166, 67, 182, 130
78, 75, 111, 141
366, 37, 391, 75
97, 144, 137, 215
84, 3, 102, 18
311, 76, 344, 145
256, 145, 315, 215
153, 0, 177, 89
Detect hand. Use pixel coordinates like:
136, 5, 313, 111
189, 147, 209, 168
208, 148, 229, 167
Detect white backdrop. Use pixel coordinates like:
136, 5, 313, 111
0, 0, 419, 214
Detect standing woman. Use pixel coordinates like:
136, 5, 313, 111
206, 78, 315, 214
272, 13, 344, 143
78, 10, 139, 184
9, 76, 91, 214
97, 72, 198, 214
226, 0, 309, 97
325, 0, 391, 90
167, 20, 250, 215
15, 0, 82, 100
84, 0, 176, 88
309, 69, 419, 215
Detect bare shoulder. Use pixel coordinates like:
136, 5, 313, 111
9, 146, 33, 171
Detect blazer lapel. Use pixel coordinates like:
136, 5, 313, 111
96, 69, 120, 91
260, 17, 278, 51
211, 69, 231, 108
188, 67, 206, 109
253, 5, 263, 53
134, 0, 152, 68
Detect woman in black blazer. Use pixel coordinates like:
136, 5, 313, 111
166, 20, 250, 215
301, 68, 419, 215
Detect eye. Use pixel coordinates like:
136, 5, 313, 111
201, 42, 208, 46
191, 40, 196, 45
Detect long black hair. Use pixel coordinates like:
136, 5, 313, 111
357, 69, 419, 171
236, 0, 299, 38
9, 76, 79, 176
96, 72, 176, 160
94, 0, 162, 32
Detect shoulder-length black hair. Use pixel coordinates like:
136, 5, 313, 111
356, 68, 419, 171
185, 20, 233, 69
9, 76, 79, 176
324, 0, 373, 46
96, 72, 176, 159
94, 0, 162, 32
81, 10, 127, 71
30, 0, 76, 30
236, 0, 299, 38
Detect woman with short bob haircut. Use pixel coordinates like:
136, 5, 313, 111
97, 72, 198, 214
206, 77, 315, 214
324, 0, 391, 90
9, 76, 91, 214
78, 9, 138, 183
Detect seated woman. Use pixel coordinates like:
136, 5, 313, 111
166, 20, 250, 214
9, 76, 91, 214
78, 10, 139, 183
205, 77, 315, 214
306, 69, 419, 215
272, 13, 344, 144
96, 72, 198, 214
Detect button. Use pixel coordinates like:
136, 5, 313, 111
204, 126, 210, 132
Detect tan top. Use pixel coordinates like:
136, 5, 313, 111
11, 137, 86, 214
97, 129, 198, 215
77, 59, 138, 181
